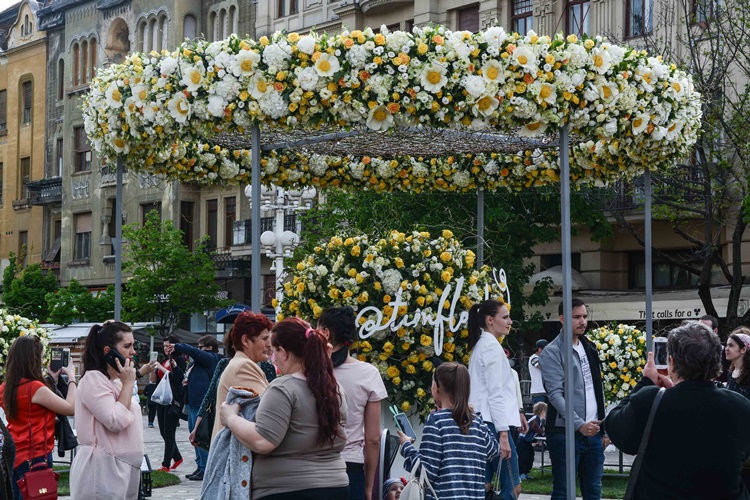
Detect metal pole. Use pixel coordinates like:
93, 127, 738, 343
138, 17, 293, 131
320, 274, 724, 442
114, 156, 124, 321
559, 126, 576, 500
251, 125, 261, 312
275, 189, 285, 305
644, 170, 653, 350
477, 189, 484, 269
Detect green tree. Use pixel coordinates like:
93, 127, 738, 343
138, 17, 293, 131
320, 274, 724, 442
297, 188, 610, 346
2, 252, 59, 320
46, 280, 115, 325
122, 211, 227, 337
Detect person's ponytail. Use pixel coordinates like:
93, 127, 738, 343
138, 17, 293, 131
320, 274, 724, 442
81, 321, 131, 377
302, 327, 343, 446
467, 304, 482, 351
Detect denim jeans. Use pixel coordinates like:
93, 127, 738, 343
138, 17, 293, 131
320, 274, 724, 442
12, 452, 53, 500
345, 462, 365, 500
485, 422, 520, 500
187, 405, 208, 471
546, 432, 604, 500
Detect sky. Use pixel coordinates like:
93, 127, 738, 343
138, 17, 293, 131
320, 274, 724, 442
0, 0, 21, 16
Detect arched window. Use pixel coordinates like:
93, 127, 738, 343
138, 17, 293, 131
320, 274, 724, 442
89, 37, 97, 80
159, 14, 168, 52
73, 43, 79, 86
219, 9, 226, 39
57, 59, 64, 99
137, 20, 146, 52
81, 40, 88, 83
183, 14, 197, 40
149, 18, 158, 53
228, 6, 237, 35
209, 11, 217, 41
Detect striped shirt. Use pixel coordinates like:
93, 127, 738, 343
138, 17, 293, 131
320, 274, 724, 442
401, 409, 499, 500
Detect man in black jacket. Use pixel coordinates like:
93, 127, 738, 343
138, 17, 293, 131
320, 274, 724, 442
604, 322, 750, 500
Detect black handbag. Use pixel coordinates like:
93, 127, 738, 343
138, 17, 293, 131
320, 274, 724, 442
193, 404, 215, 451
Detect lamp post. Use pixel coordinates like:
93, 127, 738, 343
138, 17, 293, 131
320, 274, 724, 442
245, 184, 316, 307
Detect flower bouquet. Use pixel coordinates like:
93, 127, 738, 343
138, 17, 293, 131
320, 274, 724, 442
0, 310, 51, 380
588, 323, 646, 404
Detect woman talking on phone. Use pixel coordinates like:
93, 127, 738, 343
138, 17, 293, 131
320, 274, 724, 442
69, 322, 144, 500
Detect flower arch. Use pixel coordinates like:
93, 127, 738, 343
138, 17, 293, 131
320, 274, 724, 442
83, 25, 701, 190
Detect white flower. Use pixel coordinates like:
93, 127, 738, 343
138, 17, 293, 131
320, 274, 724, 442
590, 47, 612, 74
631, 113, 650, 135
463, 75, 487, 99
366, 106, 394, 131
159, 57, 179, 75
474, 95, 500, 117
420, 63, 448, 93
249, 74, 270, 100
664, 121, 684, 141
519, 121, 547, 137
181, 64, 205, 92
167, 93, 191, 123
315, 53, 341, 77
309, 154, 328, 176
530, 82, 557, 105
258, 91, 287, 119
112, 135, 129, 153
482, 26, 508, 48
219, 159, 239, 179
382, 269, 402, 295
511, 45, 538, 73
207, 95, 227, 117
297, 36, 316, 55
481, 59, 505, 85
105, 82, 124, 108
297, 67, 319, 91
262, 41, 291, 70
231, 49, 260, 77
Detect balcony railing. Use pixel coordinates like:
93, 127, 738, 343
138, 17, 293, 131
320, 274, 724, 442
26, 177, 62, 205
232, 217, 275, 246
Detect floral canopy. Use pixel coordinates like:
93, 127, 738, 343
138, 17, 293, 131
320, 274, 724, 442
83, 25, 701, 193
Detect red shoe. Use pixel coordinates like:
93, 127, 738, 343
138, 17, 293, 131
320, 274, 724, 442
170, 458, 184, 470
156, 466, 170, 472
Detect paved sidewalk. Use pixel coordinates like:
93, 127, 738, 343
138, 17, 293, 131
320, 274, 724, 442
61, 414, 631, 499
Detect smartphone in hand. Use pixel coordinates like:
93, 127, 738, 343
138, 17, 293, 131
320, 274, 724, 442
105, 349, 127, 372
393, 412, 417, 440
50, 347, 64, 372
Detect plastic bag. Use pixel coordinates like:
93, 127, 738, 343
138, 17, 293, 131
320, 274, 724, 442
150, 373, 173, 405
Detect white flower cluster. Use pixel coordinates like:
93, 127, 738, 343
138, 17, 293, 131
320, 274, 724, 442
589, 323, 646, 404
0, 311, 52, 377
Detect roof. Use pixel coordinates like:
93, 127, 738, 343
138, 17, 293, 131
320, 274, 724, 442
45, 322, 207, 346
0, 2, 21, 51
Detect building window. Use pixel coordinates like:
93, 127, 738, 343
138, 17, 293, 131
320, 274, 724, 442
511, 0, 534, 35
183, 14, 197, 40
56, 138, 63, 176
693, 0, 719, 23
18, 231, 27, 267
180, 201, 195, 250
224, 196, 236, 248
539, 253, 582, 272
74, 213, 92, 261
74, 126, 91, 172
0, 163, 4, 205
207, 199, 218, 249
626, 0, 653, 37
89, 38, 97, 81
0, 90, 6, 133
457, 4, 480, 32
81, 40, 88, 84
141, 202, 162, 224
277, 0, 286, 18
73, 43, 80, 86
629, 251, 703, 289
21, 81, 32, 124
19, 157, 30, 199
290, 0, 299, 15
57, 59, 65, 100
567, 0, 590, 37
263, 274, 276, 306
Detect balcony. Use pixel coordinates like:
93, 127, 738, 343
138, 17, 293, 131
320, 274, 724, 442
212, 247, 251, 278
358, 0, 412, 14
232, 217, 275, 246
27, 177, 63, 205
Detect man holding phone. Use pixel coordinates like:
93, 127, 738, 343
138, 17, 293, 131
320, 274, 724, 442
540, 298, 606, 500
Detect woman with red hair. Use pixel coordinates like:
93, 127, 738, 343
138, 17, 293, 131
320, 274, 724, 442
220, 317, 349, 500
211, 311, 274, 440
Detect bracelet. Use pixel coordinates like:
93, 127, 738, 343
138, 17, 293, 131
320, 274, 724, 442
68, 380, 77, 386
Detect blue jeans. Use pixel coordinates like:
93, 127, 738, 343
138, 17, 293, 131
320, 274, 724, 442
187, 405, 208, 471
346, 462, 365, 500
485, 422, 520, 500
12, 453, 53, 500
546, 432, 604, 500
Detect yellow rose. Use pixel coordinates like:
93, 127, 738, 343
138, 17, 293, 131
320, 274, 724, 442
348, 268, 357, 278
393, 377, 401, 385
444, 342, 455, 353
383, 342, 395, 353
401, 401, 411, 412
394, 258, 405, 268
357, 292, 369, 304
351, 245, 361, 257
386, 366, 400, 378
358, 354, 367, 362
374, 282, 382, 291
441, 270, 451, 282
344, 237, 355, 246
406, 365, 416, 374
296, 262, 306, 271
383, 294, 392, 303
566, 34, 578, 43
329, 288, 340, 299
417, 388, 426, 398
271, 298, 278, 308
420, 334, 432, 346
401, 342, 410, 350
610, 361, 617, 369
361, 341, 372, 352
343, 290, 354, 299
312, 305, 323, 318
442, 229, 454, 239
259, 36, 269, 46
416, 296, 425, 307
422, 360, 434, 372
296, 282, 305, 293
440, 252, 452, 262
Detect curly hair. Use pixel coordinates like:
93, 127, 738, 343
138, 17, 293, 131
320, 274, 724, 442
271, 317, 343, 447
231, 312, 273, 354
667, 322, 722, 382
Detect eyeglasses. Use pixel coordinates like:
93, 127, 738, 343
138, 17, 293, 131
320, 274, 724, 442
198, 345, 211, 350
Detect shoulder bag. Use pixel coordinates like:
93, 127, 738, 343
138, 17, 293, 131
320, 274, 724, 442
193, 402, 214, 451
400, 457, 438, 500
16, 383, 60, 500
623, 387, 666, 500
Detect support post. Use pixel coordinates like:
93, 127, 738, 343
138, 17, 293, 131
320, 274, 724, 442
251, 125, 262, 312
114, 157, 124, 321
477, 189, 484, 269
559, 126, 576, 500
644, 170, 653, 350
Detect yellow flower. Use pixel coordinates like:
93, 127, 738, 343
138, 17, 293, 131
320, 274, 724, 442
351, 245, 361, 257
383, 294, 392, 303
383, 342, 395, 353
444, 342, 455, 353
401, 342, 411, 350
343, 290, 354, 299
344, 237, 355, 246
440, 252, 452, 262
329, 288, 340, 299
393, 377, 401, 385
566, 34, 578, 43
394, 258, 405, 268
271, 298, 278, 308
386, 366, 400, 379
423, 360, 434, 372
296, 282, 305, 293
416, 296, 425, 307
442, 229, 454, 239
374, 282, 382, 291
358, 354, 367, 362
420, 334, 432, 346
401, 401, 411, 412
417, 388, 426, 398
406, 365, 416, 374
312, 305, 323, 318
441, 270, 451, 282
361, 341, 372, 352
610, 362, 617, 369
357, 292, 369, 304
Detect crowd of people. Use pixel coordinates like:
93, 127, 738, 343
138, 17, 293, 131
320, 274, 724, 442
0, 298, 749, 500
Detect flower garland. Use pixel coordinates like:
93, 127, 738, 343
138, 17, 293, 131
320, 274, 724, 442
588, 323, 646, 404
277, 230, 504, 418
0, 311, 51, 380
82, 25, 701, 189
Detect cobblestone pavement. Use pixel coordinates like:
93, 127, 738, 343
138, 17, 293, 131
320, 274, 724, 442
61, 415, 631, 499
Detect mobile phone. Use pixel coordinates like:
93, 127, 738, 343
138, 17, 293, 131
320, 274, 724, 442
61, 349, 70, 368
653, 337, 668, 369
393, 412, 417, 440
49, 347, 64, 372
105, 349, 127, 372
149, 351, 159, 362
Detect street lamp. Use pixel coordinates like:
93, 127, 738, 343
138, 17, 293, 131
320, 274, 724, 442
245, 184, 316, 307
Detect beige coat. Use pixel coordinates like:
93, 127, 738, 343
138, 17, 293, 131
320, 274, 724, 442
211, 351, 269, 440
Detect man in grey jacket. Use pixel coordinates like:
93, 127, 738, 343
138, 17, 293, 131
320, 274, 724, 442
539, 298, 606, 500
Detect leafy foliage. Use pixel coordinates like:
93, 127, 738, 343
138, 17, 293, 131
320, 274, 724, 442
1, 252, 59, 320
45, 279, 115, 325
121, 211, 228, 337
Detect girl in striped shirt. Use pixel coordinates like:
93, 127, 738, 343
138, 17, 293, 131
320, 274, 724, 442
398, 362, 499, 500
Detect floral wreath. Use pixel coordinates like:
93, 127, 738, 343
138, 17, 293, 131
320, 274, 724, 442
277, 229, 507, 418
0, 311, 52, 380
588, 323, 646, 404
83, 25, 701, 190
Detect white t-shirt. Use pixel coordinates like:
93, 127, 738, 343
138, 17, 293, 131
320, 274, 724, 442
573, 341, 598, 422
334, 358, 388, 463
528, 354, 545, 395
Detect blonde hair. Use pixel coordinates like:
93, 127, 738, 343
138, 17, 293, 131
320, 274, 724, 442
532, 401, 547, 417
